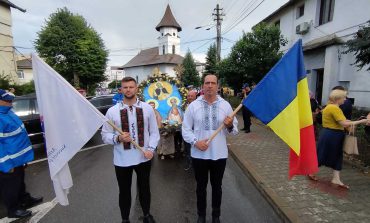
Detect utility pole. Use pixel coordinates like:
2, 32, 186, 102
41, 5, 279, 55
213, 4, 224, 62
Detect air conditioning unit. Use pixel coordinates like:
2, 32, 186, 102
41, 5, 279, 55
296, 22, 310, 34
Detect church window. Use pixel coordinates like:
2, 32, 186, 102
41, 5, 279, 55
163, 45, 165, 55
173, 32, 176, 36
172, 45, 175, 54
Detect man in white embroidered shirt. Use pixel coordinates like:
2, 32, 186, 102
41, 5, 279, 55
101, 77, 160, 223
182, 74, 238, 223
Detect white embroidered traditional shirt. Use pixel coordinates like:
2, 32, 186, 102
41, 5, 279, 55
182, 96, 238, 160
101, 99, 160, 167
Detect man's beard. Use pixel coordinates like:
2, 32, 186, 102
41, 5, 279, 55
125, 94, 136, 100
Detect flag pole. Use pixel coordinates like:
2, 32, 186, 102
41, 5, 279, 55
106, 120, 145, 153
206, 104, 243, 144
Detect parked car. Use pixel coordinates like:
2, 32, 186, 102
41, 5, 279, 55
12, 94, 43, 149
88, 94, 115, 115
12, 94, 114, 149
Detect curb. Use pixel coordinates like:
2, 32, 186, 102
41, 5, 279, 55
229, 146, 300, 223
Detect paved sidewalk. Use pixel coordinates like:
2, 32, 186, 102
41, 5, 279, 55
229, 116, 370, 223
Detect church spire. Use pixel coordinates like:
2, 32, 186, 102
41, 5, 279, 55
156, 4, 182, 32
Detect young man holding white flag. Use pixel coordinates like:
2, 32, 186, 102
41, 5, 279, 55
102, 77, 160, 223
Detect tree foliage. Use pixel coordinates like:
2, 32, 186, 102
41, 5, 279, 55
345, 21, 370, 71
34, 7, 108, 91
204, 43, 218, 77
181, 51, 200, 87
108, 80, 120, 89
218, 23, 286, 91
0, 73, 35, 96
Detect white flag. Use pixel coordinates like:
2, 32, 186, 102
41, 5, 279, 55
32, 54, 108, 205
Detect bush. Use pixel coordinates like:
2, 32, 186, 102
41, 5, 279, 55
0, 73, 35, 96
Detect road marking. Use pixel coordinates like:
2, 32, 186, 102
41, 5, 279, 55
28, 198, 58, 223
0, 198, 57, 223
28, 144, 108, 165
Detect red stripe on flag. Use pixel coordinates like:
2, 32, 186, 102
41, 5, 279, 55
289, 125, 318, 179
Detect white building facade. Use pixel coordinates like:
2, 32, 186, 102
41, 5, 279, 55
261, 0, 370, 108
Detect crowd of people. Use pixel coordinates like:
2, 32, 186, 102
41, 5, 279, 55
2, 76, 370, 222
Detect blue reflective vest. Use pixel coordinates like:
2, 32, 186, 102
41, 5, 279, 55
0, 105, 34, 172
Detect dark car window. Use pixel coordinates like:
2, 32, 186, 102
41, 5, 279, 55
33, 99, 39, 114
89, 96, 113, 107
101, 97, 112, 106
12, 99, 32, 116
90, 99, 101, 107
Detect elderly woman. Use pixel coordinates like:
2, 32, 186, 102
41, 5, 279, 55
309, 89, 369, 189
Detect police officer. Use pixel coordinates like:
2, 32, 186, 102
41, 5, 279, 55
0, 89, 43, 219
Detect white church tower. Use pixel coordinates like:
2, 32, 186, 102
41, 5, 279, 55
156, 5, 182, 55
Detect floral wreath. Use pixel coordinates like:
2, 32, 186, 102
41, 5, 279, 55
137, 72, 188, 110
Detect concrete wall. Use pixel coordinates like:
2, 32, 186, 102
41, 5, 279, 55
0, 3, 18, 83
158, 27, 180, 55
123, 64, 177, 84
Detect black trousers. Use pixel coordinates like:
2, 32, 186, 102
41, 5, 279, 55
115, 161, 152, 220
174, 131, 182, 154
192, 158, 227, 217
0, 166, 27, 214
242, 106, 251, 130
184, 141, 192, 165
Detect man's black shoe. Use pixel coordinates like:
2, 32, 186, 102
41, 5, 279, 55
21, 196, 43, 209
212, 216, 221, 223
8, 209, 32, 218
143, 214, 155, 223
240, 128, 246, 130
197, 216, 206, 223
245, 129, 251, 133
122, 220, 130, 223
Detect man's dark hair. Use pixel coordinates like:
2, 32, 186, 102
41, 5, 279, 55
121, 76, 137, 84
332, 86, 346, 91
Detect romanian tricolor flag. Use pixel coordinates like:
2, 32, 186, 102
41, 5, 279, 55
243, 39, 318, 179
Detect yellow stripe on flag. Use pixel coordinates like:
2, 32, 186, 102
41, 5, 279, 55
267, 98, 300, 155
297, 78, 313, 128
267, 78, 313, 156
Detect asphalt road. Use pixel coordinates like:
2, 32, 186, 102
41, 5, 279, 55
1, 132, 281, 223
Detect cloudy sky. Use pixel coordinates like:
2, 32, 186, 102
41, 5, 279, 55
10, 0, 287, 66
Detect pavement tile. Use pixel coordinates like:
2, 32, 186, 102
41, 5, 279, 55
229, 116, 370, 223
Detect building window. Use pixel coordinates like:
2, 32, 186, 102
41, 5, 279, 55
172, 45, 175, 54
161, 33, 163, 36
162, 45, 165, 55
319, 0, 335, 25
17, 70, 24, 79
173, 32, 176, 36
296, 4, 305, 19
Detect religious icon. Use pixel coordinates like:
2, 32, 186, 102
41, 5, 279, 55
167, 97, 183, 125
148, 81, 172, 100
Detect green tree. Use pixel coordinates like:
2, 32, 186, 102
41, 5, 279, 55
204, 43, 218, 77
108, 80, 120, 89
34, 7, 108, 92
181, 51, 200, 87
345, 21, 370, 71
218, 23, 286, 91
